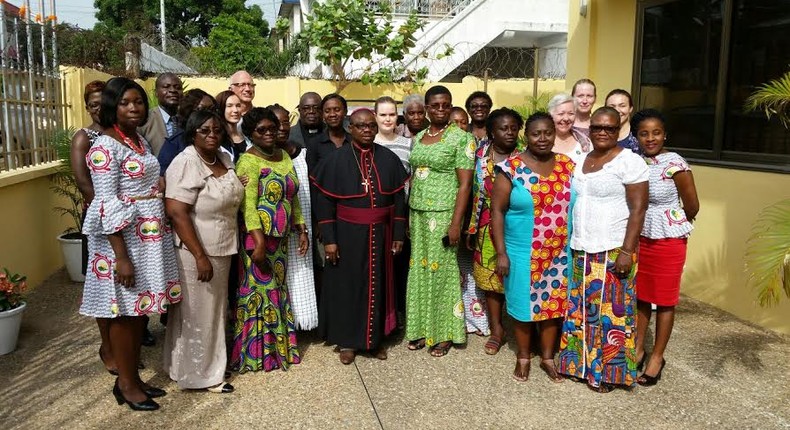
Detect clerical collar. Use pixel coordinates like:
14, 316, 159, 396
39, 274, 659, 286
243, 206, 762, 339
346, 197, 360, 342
353, 142, 373, 152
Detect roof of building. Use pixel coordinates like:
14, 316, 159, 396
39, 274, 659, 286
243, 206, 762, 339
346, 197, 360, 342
139, 42, 197, 75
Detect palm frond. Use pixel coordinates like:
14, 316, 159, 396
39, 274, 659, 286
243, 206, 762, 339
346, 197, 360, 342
48, 128, 84, 232
744, 199, 790, 306
744, 71, 790, 128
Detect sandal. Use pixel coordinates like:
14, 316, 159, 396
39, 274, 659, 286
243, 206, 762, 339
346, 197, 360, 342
512, 358, 530, 382
430, 341, 452, 357
539, 359, 564, 383
484, 335, 506, 355
588, 383, 615, 394
407, 339, 426, 351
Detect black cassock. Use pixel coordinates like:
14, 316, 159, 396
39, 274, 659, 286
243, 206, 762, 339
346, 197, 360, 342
311, 143, 408, 350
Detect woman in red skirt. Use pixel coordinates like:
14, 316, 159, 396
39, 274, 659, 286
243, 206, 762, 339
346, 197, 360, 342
633, 109, 700, 386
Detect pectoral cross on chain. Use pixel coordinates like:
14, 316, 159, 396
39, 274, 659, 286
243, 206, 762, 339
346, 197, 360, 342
361, 178, 370, 193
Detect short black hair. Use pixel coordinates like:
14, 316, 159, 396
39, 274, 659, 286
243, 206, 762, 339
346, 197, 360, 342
241, 107, 280, 139
465, 91, 492, 111
320, 93, 348, 112
591, 106, 620, 123
177, 89, 216, 126
184, 110, 224, 147
425, 85, 452, 104
631, 108, 665, 132
485, 107, 524, 140
98, 77, 149, 128
524, 111, 554, 132
155, 73, 180, 88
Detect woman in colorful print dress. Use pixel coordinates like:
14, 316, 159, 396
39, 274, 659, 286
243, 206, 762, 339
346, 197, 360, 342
406, 85, 476, 357
232, 107, 309, 373
467, 108, 522, 355
81, 77, 181, 411
558, 107, 648, 393
490, 112, 574, 382
633, 109, 699, 386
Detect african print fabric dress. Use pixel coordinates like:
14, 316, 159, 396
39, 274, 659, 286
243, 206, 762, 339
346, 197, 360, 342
80, 135, 181, 318
232, 150, 302, 372
468, 141, 518, 293
496, 154, 573, 322
406, 124, 476, 347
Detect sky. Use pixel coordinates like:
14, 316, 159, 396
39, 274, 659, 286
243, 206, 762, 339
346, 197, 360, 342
50, 0, 282, 29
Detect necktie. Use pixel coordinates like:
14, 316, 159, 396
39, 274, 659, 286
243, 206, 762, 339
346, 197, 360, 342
166, 117, 174, 138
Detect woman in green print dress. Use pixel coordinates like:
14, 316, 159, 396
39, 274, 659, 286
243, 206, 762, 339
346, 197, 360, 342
406, 86, 476, 357
232, 107, 309, 373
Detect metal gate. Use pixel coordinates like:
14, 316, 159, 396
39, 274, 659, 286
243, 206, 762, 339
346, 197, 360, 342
0, 1, 65, 172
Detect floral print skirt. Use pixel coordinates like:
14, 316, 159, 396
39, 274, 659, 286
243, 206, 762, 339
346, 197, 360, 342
405, 209, 466, 347
232, 235, 300, 373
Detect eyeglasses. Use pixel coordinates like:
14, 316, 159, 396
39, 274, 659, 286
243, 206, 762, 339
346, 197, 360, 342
590, 125, 620, 135
254, 126, 278, 135
230, 82, 256, 89
196, 127, 223, 136
428, 103, 452, 111
469, 103, 490, 111
351, 122, 377, 130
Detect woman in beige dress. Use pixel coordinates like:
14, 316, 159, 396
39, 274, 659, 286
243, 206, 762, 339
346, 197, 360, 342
163, 110, 244, 393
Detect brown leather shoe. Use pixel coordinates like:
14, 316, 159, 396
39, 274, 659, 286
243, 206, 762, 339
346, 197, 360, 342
339, 349, 356, 365
374, 347, 388, 360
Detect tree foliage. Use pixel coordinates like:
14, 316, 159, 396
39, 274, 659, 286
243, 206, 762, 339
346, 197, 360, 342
744, 70, 790, 127
56, 23, 127, 73
298, 0, 445, 90
92, 0, 267, 44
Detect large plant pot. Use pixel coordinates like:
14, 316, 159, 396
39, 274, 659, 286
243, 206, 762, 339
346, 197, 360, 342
0, 302, 26, 355
58, 232, 85, 282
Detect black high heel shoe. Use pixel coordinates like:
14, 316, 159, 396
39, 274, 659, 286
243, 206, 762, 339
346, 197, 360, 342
637, 359, 666, 386
113, 379, 160, 411
142, 385, 167, 398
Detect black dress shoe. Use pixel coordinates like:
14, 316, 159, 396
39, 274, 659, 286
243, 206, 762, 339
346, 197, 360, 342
141, 327, 156, 347
142, 386, 167, 398
206, 382, 234, 393
113, 379, 159, 411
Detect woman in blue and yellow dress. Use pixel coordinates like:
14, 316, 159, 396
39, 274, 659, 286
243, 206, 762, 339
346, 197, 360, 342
232, 107, 309, 373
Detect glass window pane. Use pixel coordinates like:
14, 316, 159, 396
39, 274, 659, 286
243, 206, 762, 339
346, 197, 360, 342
724, 0, 790, 156
638, 0, 724, 151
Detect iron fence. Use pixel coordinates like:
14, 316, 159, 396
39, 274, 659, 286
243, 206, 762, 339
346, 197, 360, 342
0, 6, 64, 172
365, 0, 470, 17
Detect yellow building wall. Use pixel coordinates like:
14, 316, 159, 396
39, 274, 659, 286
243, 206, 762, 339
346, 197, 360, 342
568, 1, 790, 334
566, 0, 636, 98
0, 165, 72, 288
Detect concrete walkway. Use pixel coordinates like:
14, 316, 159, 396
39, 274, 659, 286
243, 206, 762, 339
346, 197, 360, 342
1, 270, 789, 429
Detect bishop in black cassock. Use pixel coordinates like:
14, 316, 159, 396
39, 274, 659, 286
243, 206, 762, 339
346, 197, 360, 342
310, 109, 408, 364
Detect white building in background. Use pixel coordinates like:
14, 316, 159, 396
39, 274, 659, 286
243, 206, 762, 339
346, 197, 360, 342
278, 0, 568, 82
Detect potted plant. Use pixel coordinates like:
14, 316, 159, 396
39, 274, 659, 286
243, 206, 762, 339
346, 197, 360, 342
50, 128, 86, 282
0, 268, 27, 355
744, 71, 790, 306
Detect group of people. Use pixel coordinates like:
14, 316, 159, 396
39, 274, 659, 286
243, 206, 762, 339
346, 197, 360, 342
71, 71, 699, 411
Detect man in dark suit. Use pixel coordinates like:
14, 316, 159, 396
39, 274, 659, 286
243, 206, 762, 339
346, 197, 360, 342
138, 73, 183, 156
289, 92, 325, 150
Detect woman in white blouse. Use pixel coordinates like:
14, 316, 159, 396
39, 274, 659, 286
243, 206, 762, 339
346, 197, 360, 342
163, 110, 244, 394
557, 106, 648, 393
548, 94, 592, 165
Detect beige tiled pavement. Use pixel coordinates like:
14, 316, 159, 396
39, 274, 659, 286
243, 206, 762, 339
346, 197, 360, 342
1, 270, 789, 429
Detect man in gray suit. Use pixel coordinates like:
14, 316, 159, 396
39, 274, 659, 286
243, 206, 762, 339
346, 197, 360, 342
138, 73, 183, 156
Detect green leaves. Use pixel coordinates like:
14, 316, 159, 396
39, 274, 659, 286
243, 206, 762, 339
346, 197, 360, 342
49, 128, 83, 234
300, 0, 428, 90
744, 70, 790, 128
745, 199, 790, 307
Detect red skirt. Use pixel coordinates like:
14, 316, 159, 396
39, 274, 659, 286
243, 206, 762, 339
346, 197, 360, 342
636, 237, 687, 306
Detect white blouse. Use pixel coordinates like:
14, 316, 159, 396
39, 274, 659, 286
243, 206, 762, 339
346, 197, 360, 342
570, 149, 649, 253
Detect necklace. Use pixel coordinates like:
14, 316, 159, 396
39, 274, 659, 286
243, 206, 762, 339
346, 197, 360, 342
425, 122, 450, 138
195, 150, 217, 166
352, 145, 374, 193
113, 125, 145, 155
255, 144, 276, 157
587, 149, 616, 169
